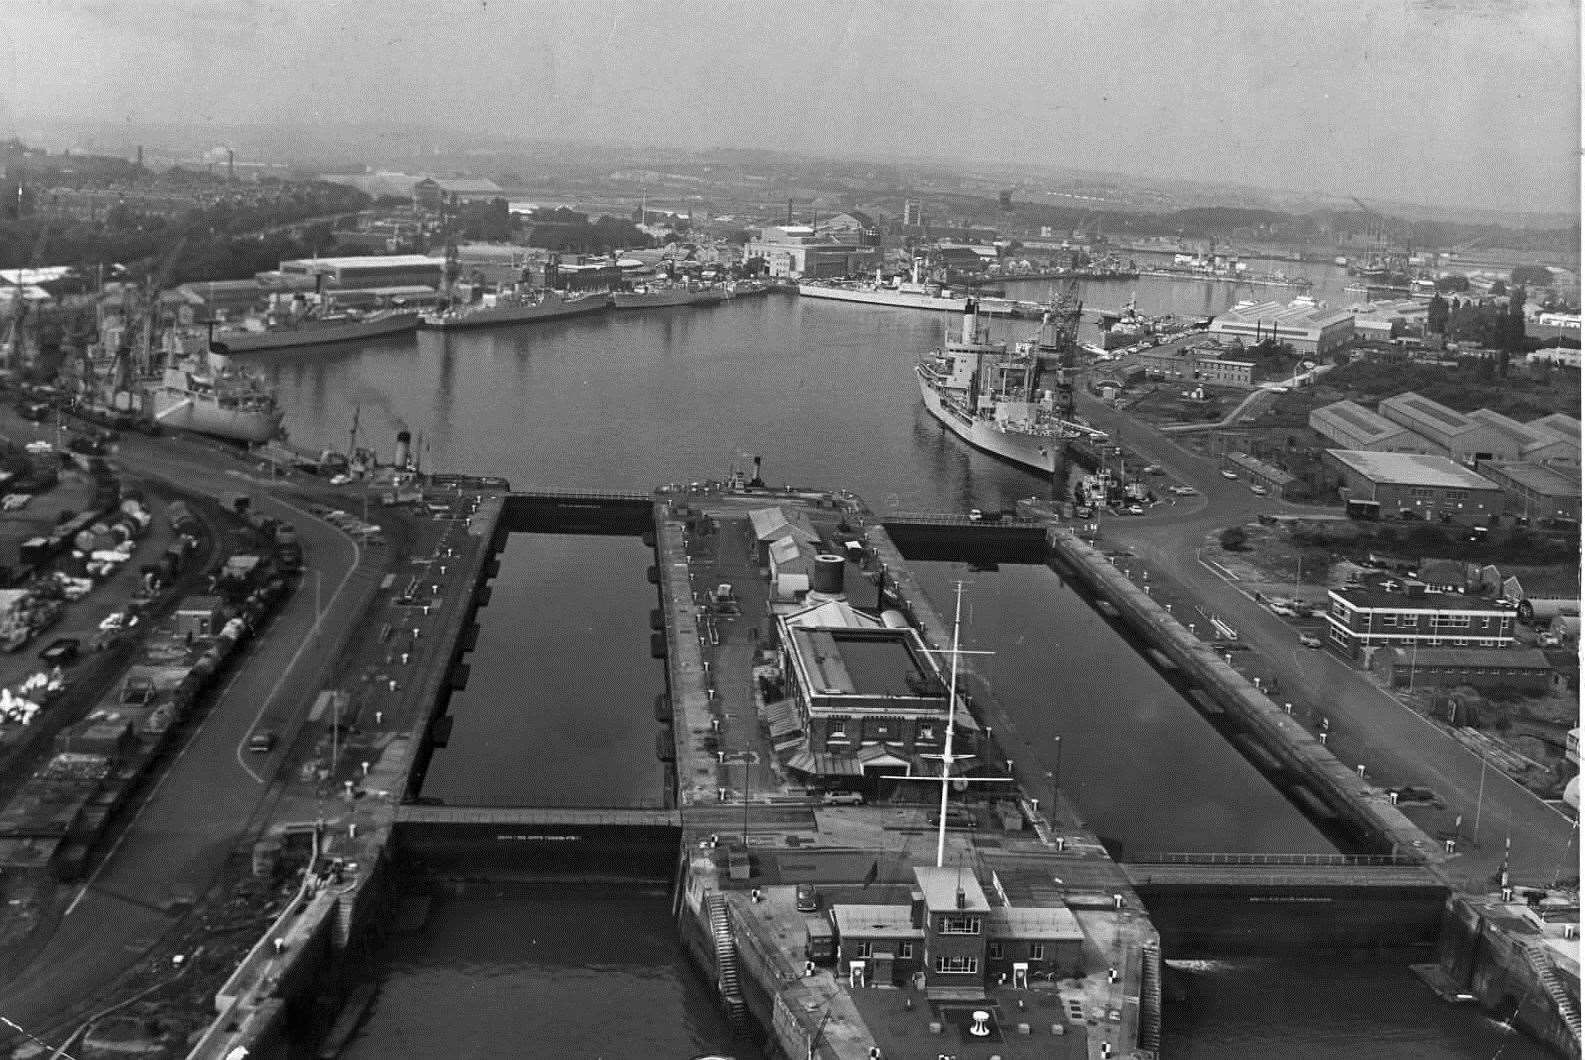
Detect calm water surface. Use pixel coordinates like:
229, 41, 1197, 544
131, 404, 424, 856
250, 272, 1549, 1059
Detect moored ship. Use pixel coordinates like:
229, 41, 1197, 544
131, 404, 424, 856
420, 287, 612, 329
915, 303, 1106, 475
611, 282, 727, 310
210, 305, 421, 354
799, 260, 969, 312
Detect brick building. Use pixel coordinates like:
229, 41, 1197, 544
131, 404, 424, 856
1321, 450, 1506, 525
1371, 646, 1555, 695
1324, 577, 1517, 663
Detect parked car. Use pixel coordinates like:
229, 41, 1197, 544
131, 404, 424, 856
795, 883, 820, 912
1170, 485, 1198, 496
822, 791, 865, 806
1220, 469, 1239, 480
1126, 504, 1146, 516
247, 730, 277, 754
1249, 484, 1269, 496
38, 637, 80, 665
1298, 633, 1323, 649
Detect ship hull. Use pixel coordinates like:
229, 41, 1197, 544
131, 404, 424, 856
421, 295, 613, 330
916, 372, 1062, 475
148, 391, 284, 444
612, 289, 726, 310
213, 312, 422, 353
798, 284, 969, 312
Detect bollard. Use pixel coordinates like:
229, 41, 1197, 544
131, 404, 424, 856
1318, 731, 1328, 745
349, 821, 357, 838
375, 711, 383, 725
1356, 764, 1367, 778
401, 652, 410, 665
389, 679, 399, 693
1284, 702, 1292, 714
361, 761, 370, 777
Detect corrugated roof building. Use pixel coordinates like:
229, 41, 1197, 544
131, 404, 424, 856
1309, 399, 1439, 453
1207, 298, 1356, 356
1378, 392, 1521, 463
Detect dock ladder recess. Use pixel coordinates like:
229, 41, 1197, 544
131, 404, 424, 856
706, 892, 749, 1032
1522, 941, 1581, 1046
1137, 940, 1163, 1055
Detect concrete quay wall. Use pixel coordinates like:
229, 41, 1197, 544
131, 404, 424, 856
1048, 528, 1444, 864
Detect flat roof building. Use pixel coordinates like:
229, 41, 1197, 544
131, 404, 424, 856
1207, 299, 1355, 357
745, 225, 882, 279
276, 254, 444, 291
1325, 576, 1517, 662
1309, 399, 1438, 454
1322, 450, 1505, 525
1135, 342, 1260, 388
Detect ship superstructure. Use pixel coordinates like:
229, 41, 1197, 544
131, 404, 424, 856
915, 302, 1105, 475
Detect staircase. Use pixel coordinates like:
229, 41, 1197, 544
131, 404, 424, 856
1137, 941, 1163, 1055
1522, 942, 1581, 1047
706, 893, 749, 1032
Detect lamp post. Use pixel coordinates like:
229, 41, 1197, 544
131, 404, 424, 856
1050, 735, 1063, 816
741, 755, 751, 847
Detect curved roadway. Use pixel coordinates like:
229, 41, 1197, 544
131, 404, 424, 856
0, 424, 378, 1041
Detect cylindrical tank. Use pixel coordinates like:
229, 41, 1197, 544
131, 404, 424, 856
394, 430, 412, 470
812, 555, 845, 595
881, 610, 910, 629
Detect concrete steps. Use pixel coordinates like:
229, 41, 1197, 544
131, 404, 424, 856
1137, 941, 1163, 1053
706, 892, 748, 1031
1523, 942, 1581, 1044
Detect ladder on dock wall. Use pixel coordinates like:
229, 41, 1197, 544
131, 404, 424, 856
1137, 941, 1163, 1055
706, 892, 749, 1032
1522, 941, 1581, 1046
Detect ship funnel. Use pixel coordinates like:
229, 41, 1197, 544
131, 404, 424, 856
961, 303, 977, 343
395, 430, 412, 469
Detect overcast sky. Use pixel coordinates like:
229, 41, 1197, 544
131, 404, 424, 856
1, 0, 1578, 213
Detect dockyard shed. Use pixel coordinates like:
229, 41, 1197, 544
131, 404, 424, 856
1473, 462, 1582, 524
1372, 646, 1554, 694
1321, 450, 1505, 526
1467, 410, 1574, 466
1378, 393, 1519, 463
1224, 452, 1297, 497
1208, 299, 1355, 357
1309, 400, 1437, 454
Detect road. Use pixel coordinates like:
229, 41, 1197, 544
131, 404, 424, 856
0, 424, 380, 1039
1070, 385, 1578, 889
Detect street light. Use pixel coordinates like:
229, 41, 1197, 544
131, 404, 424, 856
1050, 735, 1063, 815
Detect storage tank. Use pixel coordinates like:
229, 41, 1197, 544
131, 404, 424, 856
812, 555, 846, 595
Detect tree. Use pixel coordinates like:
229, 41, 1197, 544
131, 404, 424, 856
1219, 526, 1247, 551
1435, 274, 1470, 293
1427, 292, 1449, 334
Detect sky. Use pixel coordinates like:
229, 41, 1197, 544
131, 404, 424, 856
0, 0, 1578, 214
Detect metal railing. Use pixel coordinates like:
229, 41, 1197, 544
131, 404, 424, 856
1127, 852, 1421, 867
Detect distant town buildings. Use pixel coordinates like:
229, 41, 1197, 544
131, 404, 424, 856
743, 224, 882, 279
